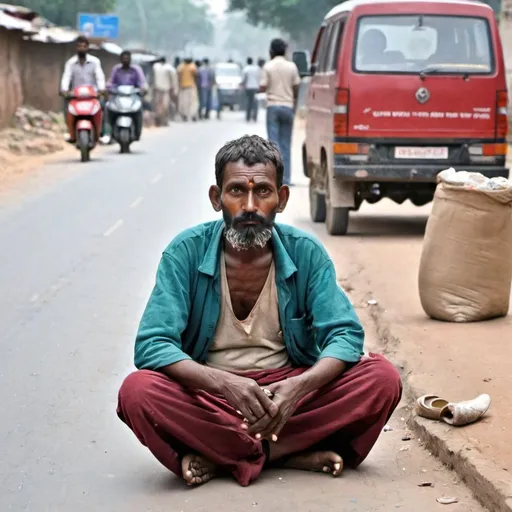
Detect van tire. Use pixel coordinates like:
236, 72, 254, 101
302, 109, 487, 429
302, 144, 309, 177
309, 183, 326, 222
325, 174, 349, 236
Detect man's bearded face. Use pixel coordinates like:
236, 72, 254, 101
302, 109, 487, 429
222, 208, 276, 251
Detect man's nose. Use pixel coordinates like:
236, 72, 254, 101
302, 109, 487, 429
244, 191, 257, 212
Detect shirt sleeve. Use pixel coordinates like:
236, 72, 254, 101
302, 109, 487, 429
134, 251, 192, 370
107, 65, 118, 89
135, 65, 147, 88
292, 63, 301, 86
94, 59, 106, 90
307, 254, 364, 363
260, 66, 269, 88
60, 59, 73, 91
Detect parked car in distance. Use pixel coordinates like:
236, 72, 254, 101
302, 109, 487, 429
294, 0, 509, 236
215, 62, 243, 111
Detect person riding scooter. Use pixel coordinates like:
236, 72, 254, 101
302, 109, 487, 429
107, 51, 147, 141
60, 36, 108, 144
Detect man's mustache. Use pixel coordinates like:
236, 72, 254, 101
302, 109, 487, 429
232, 212, 270, 227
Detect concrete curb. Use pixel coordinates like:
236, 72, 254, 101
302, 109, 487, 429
367, 304, 512, 512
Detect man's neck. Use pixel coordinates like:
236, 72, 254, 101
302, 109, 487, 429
223, 239, 273, 264
78, 54, 87, 64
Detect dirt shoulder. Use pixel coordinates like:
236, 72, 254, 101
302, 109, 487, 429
301, 199, 512, 512
289, 123, 512, 511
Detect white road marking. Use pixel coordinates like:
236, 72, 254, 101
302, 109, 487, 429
181, 146, 188, 154
29, 293, 39, 303
150, 173, 162, 185
130, 196, 144, 208
103, 219, 124, 237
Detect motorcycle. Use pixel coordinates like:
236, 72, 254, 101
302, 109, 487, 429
106, 85, 143, 154
65, 85, 103, 163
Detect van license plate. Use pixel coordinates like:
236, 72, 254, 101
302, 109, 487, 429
395, 147, 448, 159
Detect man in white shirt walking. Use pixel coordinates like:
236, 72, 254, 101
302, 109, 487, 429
260, 39, 301, 186
60, 36, 108, 143
152, 57, 179, 127
242, 57, 261, 123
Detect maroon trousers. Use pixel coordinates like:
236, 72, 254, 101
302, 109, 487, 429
117, 353, 401, 486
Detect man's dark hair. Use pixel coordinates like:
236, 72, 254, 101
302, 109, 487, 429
121, 50, 131, 59
215, 135, 284, 188
76, 35, 89, 46
270, 38, 287, 57
247, 57, 253, 65
203, 57, 210, 65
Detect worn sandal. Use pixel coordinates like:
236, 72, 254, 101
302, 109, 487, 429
416, 394, 491, 426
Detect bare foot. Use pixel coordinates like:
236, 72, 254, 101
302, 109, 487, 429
283, 451, 343, 477
181, 454, 218, 486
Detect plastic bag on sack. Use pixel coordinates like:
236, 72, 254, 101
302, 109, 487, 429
418, 168, 512, 322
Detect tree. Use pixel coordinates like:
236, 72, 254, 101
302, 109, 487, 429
115, 0, 214, 54
222, 12, 282, 62
17, 0, 116, 27
228, 0, 344, 47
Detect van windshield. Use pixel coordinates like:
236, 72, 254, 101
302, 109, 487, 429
354, 15, 493, 75
215, 65, 241, 77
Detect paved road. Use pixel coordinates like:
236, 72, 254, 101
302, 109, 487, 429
0, 115, 484, 511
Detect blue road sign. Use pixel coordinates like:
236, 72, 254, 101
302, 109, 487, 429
78, 13, 119, 39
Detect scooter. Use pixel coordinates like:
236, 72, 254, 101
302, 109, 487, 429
65, 85, 103, 163
106, 85, 143, 154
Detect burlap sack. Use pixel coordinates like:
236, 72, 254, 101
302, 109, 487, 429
419, 170, 512, 322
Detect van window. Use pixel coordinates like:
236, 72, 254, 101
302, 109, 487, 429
353, 15, 493, 75
317, 24, 334, 72
326, 20, 346, 71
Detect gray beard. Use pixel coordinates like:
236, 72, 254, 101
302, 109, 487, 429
224, 227, 272, 251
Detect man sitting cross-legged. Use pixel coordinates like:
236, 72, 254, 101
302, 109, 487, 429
117, 135, 402, 487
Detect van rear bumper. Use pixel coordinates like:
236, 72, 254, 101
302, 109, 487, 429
333, 164, 509, 182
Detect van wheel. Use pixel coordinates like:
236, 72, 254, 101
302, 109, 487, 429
309, 183, 326, 222
325, 174, 349, 236
302, 144, 309, 177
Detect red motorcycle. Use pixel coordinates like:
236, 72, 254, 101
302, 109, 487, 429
65, 85, 103, 162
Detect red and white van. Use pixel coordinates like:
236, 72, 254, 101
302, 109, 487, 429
294, 0, 509, 235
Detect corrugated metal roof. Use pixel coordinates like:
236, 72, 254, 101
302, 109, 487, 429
30, 25, 79, 43
0, 10, 34, 31
0, 3, 37, 20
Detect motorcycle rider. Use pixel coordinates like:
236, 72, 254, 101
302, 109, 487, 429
60, 36, 108, 144
107, 51, 147, 141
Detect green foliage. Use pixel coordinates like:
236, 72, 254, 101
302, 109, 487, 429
228, 0, 343, 45
115, 0, 213, 53
223, 12, 281, 60
17, 0, 116, 27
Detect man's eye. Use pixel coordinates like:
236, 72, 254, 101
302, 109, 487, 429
230, 187, 243, 194
258, 187, 270, 194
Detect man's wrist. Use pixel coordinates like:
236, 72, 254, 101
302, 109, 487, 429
286, 374, 312, 400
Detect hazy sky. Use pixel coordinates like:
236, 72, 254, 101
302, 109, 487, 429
206, 0, 228, 16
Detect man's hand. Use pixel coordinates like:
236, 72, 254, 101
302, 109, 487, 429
220, 374, 279, 427
248, 378, 303, 441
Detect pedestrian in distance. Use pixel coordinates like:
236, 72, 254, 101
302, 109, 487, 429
198, 58, 216, 120
242, 57, 261, 123
177, 58, 199, 122
152, 57, 178, 127
260, 39, 301, 186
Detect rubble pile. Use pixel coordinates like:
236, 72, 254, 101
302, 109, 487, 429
0, 106, 67, 158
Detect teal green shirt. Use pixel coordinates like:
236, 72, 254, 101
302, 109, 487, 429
135, 220, 364, 370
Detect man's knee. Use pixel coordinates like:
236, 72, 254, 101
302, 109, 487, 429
118, 370, 160, 412
364, 355, 402, 403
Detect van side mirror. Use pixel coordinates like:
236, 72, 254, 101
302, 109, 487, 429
292, 50, 311, 77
